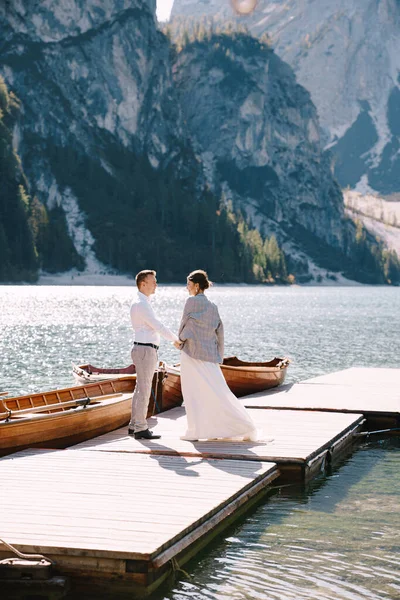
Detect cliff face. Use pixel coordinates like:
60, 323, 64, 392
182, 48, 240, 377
0, 0, 172, 156
172, 0, 400, 196
172, 33, 346, 254
0, 0, 396, 284
0, 0, 185, 273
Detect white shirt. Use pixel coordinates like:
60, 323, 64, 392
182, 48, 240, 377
130, 291, 178, 346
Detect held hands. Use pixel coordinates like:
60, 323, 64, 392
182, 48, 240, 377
174, 340, 184, 350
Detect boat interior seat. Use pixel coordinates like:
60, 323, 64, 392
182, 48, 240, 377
0, 400, 10, 419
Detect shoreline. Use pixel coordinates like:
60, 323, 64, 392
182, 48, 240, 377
0, 271, 365, 287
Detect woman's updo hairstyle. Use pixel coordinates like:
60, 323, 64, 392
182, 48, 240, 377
187, 269, 212, 291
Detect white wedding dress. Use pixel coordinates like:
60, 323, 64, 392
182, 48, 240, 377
180, 351, 258, 441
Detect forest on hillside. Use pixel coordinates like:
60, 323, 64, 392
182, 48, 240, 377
0, 74, 290, 284
0, 78, 82, 282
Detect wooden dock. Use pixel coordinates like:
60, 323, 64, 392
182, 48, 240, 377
0, 448, 278, 597
0, 367, 397, 597
242, 367, 400, 428
72, 406, 364, 480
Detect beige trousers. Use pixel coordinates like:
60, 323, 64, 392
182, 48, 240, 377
129, 345, 158, 433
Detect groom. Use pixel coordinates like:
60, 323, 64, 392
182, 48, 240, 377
129, 270, 180, 439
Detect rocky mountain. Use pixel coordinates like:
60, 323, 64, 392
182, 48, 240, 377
0, 0, 252, 281
171, 0, 400, 196
171, 32, 345, 260
344, 190, 400, 260
0, 0, 398, 284
0, 0, 183, 276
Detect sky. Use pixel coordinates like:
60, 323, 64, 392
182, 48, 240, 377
156, 0, 174, 22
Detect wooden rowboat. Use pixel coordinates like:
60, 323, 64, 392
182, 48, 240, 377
0, 378, 133, 457
72, 363, 136, 383
73, 356, 290, 401
160, 364, 182, 410
73, 362, 183, 413
220, 356, 290, 397
0, 366, 181, 457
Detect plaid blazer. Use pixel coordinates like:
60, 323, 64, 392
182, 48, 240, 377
178, 294, 224, 364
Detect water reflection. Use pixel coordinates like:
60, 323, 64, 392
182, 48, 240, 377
158, 439, 400, 600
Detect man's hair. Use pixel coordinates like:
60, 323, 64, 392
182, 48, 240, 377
136, 270, 156, 289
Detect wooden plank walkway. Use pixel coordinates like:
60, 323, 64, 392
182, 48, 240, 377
1, 367, 380, 596
72, 407, 364, 478
0, 448, 277, 558
241, 368, 400, 425
0, 406, 363, 594
302, 367, 400, 386
0, 448, 278, 594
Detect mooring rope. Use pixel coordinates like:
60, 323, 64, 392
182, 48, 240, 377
355, 428, 400, 437
0, 537, 54, 564
151, 385, 160, 413
171, 557, 191, 579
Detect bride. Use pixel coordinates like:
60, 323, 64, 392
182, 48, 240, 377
177, 269, 258, 442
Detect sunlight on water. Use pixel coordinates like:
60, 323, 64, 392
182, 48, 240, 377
1, 285, 399, 395
0, 285, 184, 395
1, 284, 399, 600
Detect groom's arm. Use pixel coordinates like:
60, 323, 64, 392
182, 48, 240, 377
142, 303, 179, 342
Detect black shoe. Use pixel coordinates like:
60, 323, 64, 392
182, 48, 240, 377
128, 428, 135, 436
134, 429, 161, 440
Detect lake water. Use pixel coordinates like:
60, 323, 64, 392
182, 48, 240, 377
1, 285, 399, 599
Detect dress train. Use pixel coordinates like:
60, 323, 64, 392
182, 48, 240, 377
180, 351, 258, 441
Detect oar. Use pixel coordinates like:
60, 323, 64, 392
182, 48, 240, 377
0, 392, 9, 397
0, 392, 124, 420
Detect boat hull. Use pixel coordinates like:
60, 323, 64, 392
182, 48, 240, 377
220, 356, 289, 396
73, 357, 289, 403
161, 366, 183, 411
220, 364, 287, 397
0, 368, 177, 457
0, 378, 135, 457
73, 363, 183, 412
72, 363, 136, 384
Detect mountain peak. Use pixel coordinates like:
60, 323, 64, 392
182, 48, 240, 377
171, 0, 400, 195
